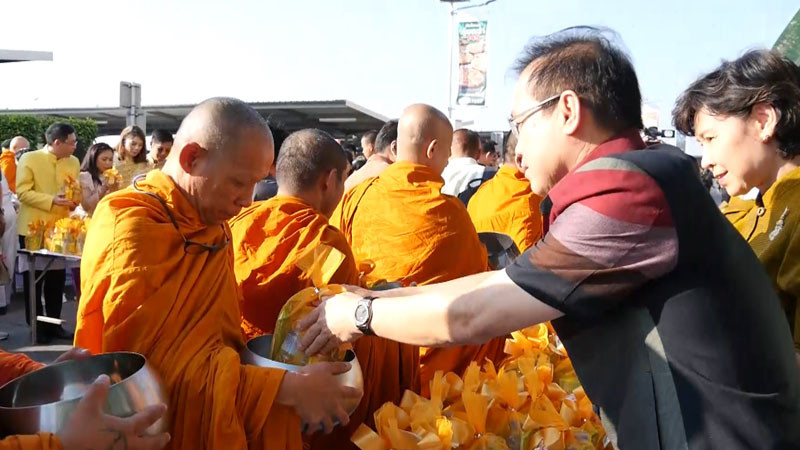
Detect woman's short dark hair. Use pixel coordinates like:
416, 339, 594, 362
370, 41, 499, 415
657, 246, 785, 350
673, 49, 800, 158
81, 142, 114, 184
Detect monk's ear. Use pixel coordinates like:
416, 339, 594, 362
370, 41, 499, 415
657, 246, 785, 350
179, 142, 206, 174
426, 139, 438, 161
389, 141, 397, 160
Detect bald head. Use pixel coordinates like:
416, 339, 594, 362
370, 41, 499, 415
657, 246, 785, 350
163, 97, 274, 225
503, 131, 519, 165
396, 104, 453, 174
170, 97, 271, 162
451, 129, 481, 159
9, 136, 29, 153
277, 129, 348, 192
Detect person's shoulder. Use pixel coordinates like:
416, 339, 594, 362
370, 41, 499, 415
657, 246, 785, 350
18, 149, 43, 164
552, 153, 672, 226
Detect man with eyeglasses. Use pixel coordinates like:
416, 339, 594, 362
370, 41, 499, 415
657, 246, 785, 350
298, 27, 800, 449
74, 98, 361, 450
16, 123, 79, 343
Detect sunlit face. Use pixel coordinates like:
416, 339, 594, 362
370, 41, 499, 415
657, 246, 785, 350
151, 141, 173, 163
96, 149, 114, 172
511, 72, 563, 197
53, 133, 78, 159
695, 108, 772, 196
124, 136, 144, 158
190, 128, 273, 225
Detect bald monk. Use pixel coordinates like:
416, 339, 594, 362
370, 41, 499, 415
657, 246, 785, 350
231, 129, 410, 449
0, 348, 169, 450
467, 131, 543, 252
231, 129, 358, 339
1, 136, 28, 193
74, 98, 361, 449
331, 104, 506, 394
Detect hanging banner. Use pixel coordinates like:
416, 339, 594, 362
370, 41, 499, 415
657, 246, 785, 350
456, 20, 488, 107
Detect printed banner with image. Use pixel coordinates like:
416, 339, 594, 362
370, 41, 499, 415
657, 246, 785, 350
457, 20, 488, 106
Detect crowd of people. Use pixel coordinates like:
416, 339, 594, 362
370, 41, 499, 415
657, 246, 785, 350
1, 25, 800, 449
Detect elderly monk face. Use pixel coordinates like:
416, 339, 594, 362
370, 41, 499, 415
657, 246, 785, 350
189, 128, 273, 225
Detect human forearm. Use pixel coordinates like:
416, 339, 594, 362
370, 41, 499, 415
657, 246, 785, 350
370, 270, 562, 346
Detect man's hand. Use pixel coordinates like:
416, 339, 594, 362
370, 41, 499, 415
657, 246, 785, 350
297, 291, 364, 357
276, 362, 363, 435
58, 375, 170, 450
53, 195, 77, 210
54, 347, 91, 364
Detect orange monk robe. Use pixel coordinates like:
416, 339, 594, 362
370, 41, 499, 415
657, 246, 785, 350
229, 195, 360, 339
332, 161, 507, 396
1, 150, 16, 193
74, 170, 302, 450
0, 350, 60, 450
467, 165, 543, 252
230, 195, 413, 450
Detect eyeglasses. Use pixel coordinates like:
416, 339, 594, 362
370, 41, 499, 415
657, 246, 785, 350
508, 94, 561, 137
132, 178, 231, 254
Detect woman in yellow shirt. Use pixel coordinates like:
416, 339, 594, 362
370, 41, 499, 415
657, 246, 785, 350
114, 125, 151, 188
674, 49, 800, 359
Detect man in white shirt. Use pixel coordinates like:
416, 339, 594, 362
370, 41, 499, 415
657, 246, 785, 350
441, 128, 485, 196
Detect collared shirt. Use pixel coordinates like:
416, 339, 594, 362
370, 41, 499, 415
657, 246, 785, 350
723, 166, 800, 352
507, 131, 800, 449
440, 157, 485, 196
16, 148, 80, 236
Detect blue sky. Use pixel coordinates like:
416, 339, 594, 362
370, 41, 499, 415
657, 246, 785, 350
1, 0, 796, 131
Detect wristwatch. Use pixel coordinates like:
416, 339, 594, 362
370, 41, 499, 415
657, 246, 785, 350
354, 297, 376, 336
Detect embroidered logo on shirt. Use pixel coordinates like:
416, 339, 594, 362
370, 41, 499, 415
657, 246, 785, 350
769, 207, 789, 241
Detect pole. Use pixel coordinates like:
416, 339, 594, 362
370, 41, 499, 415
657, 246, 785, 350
447, 3, 455, 120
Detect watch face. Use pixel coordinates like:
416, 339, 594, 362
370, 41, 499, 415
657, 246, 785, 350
355, 304, 369, 324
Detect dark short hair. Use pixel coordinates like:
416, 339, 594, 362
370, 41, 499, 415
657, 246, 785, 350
45, 123, 76, 145
361, 130, 378, 146
453, 128, 482, 158
276, 129, 349, 192
81, 142, 114, 184
481, 138, 497, 154
673, 49, 800, 158
150, 129, 173, 144
375, 120, 399, 154
512, 26, 643, 134
1, 139, 11, 149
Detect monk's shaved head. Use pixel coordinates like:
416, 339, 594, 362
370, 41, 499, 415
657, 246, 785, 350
396, 104, 453, 174
277, 129, 348, 193
451, 129, 481, 159
164, 97, 274, 225
9, 136, 29, 153
171, 97, 272, 160
504, 131, 518, 164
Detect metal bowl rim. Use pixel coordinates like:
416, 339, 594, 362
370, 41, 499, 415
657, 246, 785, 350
0, 351, 149, 411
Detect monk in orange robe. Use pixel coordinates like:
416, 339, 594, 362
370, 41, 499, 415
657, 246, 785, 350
331, 104, 507, 395
230, 129, 358, 339
230, 129, 414, 449
0, 348, 168, 450
74, 98, 361, 450
467, 132, 543, 252
2, 136, 28, 193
